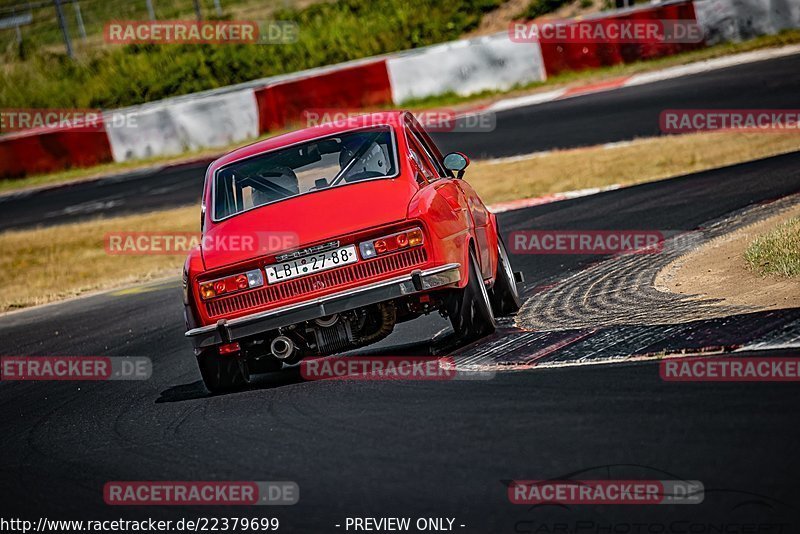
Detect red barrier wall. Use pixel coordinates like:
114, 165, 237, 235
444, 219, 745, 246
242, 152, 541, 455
0, 126, 113, 179
254, 60, 393, 134
540, 1, 703, 77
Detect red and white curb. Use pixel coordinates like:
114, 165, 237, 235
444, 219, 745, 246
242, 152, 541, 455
487, 184, 622, 214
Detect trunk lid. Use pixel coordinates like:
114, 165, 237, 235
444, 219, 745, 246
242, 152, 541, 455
201, 178, 416, 270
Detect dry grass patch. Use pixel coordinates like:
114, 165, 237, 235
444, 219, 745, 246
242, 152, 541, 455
466, 132, 800, 204
3, 131, 800, 312
0, 207, 197, 312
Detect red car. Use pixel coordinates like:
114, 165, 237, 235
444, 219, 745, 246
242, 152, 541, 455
183, 111, 521, 392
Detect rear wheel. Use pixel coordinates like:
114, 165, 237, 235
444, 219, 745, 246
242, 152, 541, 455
448, 249, 496, 343
197, 348, 250, 393
490, 237, 522, 316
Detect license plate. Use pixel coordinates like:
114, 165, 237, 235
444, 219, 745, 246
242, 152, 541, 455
266, 244, 358, 284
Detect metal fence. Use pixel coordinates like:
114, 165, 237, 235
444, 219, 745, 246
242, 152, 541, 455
0, 0, 288, 57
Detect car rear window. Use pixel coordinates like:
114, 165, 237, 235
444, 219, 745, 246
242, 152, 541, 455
213, 126, 397, 220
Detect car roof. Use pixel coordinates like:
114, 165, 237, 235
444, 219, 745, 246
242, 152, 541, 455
209, 110, 409, 172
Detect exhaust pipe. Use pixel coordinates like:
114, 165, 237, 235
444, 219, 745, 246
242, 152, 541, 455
270, 336, 294, 360
314, 314, 339, 328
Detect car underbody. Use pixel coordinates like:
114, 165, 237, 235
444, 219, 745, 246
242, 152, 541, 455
242, 296, 444, 372
187, 263, 462, 371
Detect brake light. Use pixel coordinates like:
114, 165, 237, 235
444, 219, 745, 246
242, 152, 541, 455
359, 228, 423, 259
199, 268, 264, 300
219, 342, 241, 355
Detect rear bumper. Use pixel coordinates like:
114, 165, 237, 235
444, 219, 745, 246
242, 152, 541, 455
185, 263, 461, 350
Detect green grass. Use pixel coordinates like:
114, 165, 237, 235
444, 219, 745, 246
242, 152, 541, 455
745, 217, 800, 278
5, 0, 798, 114
518, 0, 573, 20
0, 0, 501, 111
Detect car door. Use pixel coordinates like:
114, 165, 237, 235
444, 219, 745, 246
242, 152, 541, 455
406, 116, 493, 279
405, 123, 471, 256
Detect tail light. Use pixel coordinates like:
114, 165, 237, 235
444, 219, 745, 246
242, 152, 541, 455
199, 269, 264, 300
218, 342, 241, 355
359, 227, 424, 259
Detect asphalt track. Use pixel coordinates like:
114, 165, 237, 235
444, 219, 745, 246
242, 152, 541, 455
1, 149, 799, 530
2, 52, 800, 231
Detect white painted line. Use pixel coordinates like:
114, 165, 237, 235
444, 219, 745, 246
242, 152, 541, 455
482, 44, 800, 116
734, 342, 800, 352
482, 139, 635, 167
561, 185, 622, 198
483, 150, 555, 165
601, 140, 634, 150
456, 349, 733, 373
624, 44, 800, 87
486, 184, 621, 214
487, 89, 567, 113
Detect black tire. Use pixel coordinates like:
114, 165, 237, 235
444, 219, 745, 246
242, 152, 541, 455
197, 348, 250, 393
448, 249, 497, 342
490, 237, 522, 316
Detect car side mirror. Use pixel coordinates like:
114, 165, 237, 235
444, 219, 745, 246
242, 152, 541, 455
443, 152, 470, 179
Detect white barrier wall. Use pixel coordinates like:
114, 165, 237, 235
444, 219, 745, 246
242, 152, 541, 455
386, 33, 546, 104
104, 88, 259, 162
694, 0, 800, 44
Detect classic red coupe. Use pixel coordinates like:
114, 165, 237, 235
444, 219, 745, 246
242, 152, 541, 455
183, 111, 521, 391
